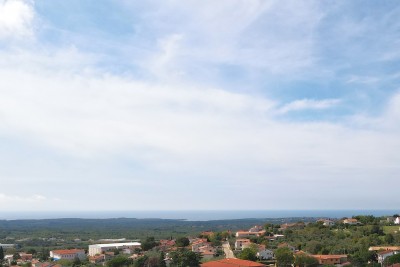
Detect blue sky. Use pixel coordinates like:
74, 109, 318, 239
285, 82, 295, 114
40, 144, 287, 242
0, 0, 399, 212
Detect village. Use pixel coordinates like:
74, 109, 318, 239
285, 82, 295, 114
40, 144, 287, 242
1, 216, 400, 267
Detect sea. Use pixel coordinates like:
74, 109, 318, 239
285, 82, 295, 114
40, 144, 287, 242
0, 210, 398, 221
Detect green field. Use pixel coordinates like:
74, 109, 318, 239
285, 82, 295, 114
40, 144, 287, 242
383, 226, 400, 234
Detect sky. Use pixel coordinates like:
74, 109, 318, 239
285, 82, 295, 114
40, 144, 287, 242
0, 0, 399, 212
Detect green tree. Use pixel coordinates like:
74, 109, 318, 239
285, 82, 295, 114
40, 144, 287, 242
0, 246, 4, 262
294, 254, 319, 267
385, 234, 394, 244
170, 248, 201, 267
72, 256, 81, 267
133, 255, 148, 267
107, 255, 132, 267
175, 237, 190, 247
385, 253, 400, 266
159, 252, 166, 267
0, 246, 3, 267
239, 248, 257, 261
275, 247, 294, 267
142, 237, 159, 251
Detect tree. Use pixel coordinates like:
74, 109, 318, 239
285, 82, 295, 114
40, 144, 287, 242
385, 234, 394, 244
107, 255, 132, 267
0, 246, 4, 261
159, 252, 166, 267
142, 237, 159, 251
239, 248, 257, 261
0, 246, 3, 267
133, 255, 148, 267
175, 237, 190, 247
275, 247, 294, 267
294, 254, 319, 267
385, 253, 400, 266
170, 248, 201, 267
72, 256, 81, 267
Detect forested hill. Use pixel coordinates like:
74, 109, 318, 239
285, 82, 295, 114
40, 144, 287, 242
0, 217, 316, 240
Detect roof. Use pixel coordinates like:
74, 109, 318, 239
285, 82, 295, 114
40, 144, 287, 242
201, 258, 266, 267
51, 249, 84, 255
90, 242, 141, 248
378, 250, 396, 255
313, 255, 347, 260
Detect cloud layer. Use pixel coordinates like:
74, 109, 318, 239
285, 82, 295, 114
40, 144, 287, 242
0, 0, 399, 211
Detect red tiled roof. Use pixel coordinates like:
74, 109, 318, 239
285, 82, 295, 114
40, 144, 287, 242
201, 258, 266, 267
312, 255, 347, 260
52, 249, 84, 255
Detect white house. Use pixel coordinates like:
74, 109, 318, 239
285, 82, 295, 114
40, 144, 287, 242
377, 250, 398, 265
257, 249, 274, 260
88, 242, 141, 256
394, 217, 400, 225
235, 239, 251, 250
50, 249, 86, 261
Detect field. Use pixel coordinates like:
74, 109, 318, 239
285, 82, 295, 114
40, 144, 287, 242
383, 226, 400, 234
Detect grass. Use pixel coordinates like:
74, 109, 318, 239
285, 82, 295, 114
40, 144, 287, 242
383, 226, 400, 234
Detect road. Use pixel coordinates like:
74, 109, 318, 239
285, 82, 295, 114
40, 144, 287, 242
222, 241, 236, 259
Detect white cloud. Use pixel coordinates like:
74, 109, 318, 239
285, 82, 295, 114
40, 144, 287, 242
277, 98, 341, 114
0, 0, 34, 39
0, 193, 46, 202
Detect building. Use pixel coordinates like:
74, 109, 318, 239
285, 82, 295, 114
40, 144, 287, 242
235, 230, 266, 238
257, 249, 274, 260
317, 219, 336, 227
201, 258, 266, 267
378, 250, 399, 265
235, 239, 251, 250
343, 218, 360, 225
0, 244, 16, 249
369, 246, 400, 251
249, 226, 264, 233
50, 249, 86, 261
395, 217, 400, 225
312, 254, 348, 265
88, 242, 141, 256
191, 239, 209, 252
278, 243, 296, 252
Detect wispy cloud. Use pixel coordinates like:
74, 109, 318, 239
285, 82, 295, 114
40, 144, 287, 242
277, 99, 341, 114
0, 193, 46, 202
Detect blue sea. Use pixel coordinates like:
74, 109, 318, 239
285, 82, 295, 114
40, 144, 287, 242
0, 210, 398, 221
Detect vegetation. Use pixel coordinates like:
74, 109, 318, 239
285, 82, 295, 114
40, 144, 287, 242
169, 248, 201, 267
275, 247, 294, 267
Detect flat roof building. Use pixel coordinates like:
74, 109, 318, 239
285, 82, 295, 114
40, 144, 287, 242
88, 242, 141, 256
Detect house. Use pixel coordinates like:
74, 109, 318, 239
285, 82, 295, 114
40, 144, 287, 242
257, 249, 274, 260
235, 239, 251, 250
378, 250, 399, 265
279, 222, 305, 231
312, 254, 348, 265
191, 239, 209, 252
201, 258, 266, 267
158, 239, 176, 252
317, 219, 336, 227
249, 226, 264, 233
88, 242, 141, 256
277, 243, 296, 252
89, 254, 107, 264
369, 246, 400, 251
395, 217, 400, 225
235, 230, 266, 238
343, 218, 360, 225
201, 250, 215, 260
50, 249, 86, 261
